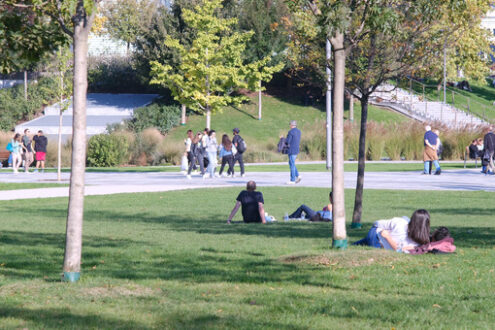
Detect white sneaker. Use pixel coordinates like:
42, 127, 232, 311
286, 181, 295, 185
214, 173, 220, 178
203, 173, 209, 179
186, 175, 192, 180
221, 173, 227, 178
296, 176, 302, 183
241, 174, 246, 177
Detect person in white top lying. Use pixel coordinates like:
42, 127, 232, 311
352, 209, 431, 253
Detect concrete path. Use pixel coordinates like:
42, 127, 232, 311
0, 168, 493, 200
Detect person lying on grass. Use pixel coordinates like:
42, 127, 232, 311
227, 181, 266, 224
352, 209, 431, 253
287, 192, 333, 222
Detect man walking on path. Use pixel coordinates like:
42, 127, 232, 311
482, 125, 495, 174
423, 125, 441, 175
232, 127, 245, 177
33, 130, 48, 173
286, 120, 301, 184
22, 129, 34, 173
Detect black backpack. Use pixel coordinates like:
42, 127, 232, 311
236, 136, 247, 153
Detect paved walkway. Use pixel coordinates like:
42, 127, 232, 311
0, 168, 493, 200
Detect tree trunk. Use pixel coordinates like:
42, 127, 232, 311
351, 96, 369, 227
181, 104, 186, 125
62, 1, 95, 282
258, 81, 262, 120
206, 106, 211, 130
57, 71, 63, 182
24, 71, 28, 101
349, 94, 354, 122
330, 32, 347, 249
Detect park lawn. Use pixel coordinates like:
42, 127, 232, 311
0, 183, 68, 190
0, 187, 494, 328
166, 94, 409, 145
27, 161, 479, 173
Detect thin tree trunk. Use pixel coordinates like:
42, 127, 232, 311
57, 71, 63, 182
330, 32, 347, 249
349, 94, 354, 122
181, 104, 186, 125
351, 96, 369, 227
258, 81, 262, 120
206, 106, 211, 130
62, 1, 95, 282
24, 71, 28, 101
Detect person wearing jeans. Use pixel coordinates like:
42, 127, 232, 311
423, 125, 441, 175
286, 120, 301, 184
205, 130, 218, 178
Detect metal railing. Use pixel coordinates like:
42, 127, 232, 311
393, 77, 494, 125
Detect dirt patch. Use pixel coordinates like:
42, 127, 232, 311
279, 250, 404, 268
83, 285, 160, 298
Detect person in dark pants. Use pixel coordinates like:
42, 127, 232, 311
218, 134, 235, 177
232, 127, 245, 177
227, 180, 266, 224
482, 125, 495, 174
286, 120, 301, 184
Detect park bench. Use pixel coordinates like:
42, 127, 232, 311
463, 150, 480, 168
0, 150, 10, 168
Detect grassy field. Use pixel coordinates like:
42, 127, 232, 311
0, 183, 68, 191
166, 94, 408, 144
0, 187, 494, 328
0, 161, 479, 174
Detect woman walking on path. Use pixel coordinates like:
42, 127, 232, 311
218, 134, 236, 177
205, 130, 219, 178
10, 133, 23, 174
186, 132, 205, 179
184, 130, 195, 171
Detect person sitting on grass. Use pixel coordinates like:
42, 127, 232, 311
409, 226, 456, 255
287, 192, 333, 222
227, 181, 266, 224
352, 209, 431, 253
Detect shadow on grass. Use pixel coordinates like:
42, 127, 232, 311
0, 306, 147, 329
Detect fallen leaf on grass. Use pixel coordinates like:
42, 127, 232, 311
351, 306, 358, 313
217, 309, 223, 313
92, 265, 97, 270
432, 304, 441, 308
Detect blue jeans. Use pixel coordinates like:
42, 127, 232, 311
352, 226, 381, 248
289, 204, 316, 219
424, 160, 440, 174
288, 154, 299, 182
207, 151, 217, 177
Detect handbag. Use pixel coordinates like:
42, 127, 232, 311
180, 154, 188, 171
6, 142, 13, 152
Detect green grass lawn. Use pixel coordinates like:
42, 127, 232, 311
0, 183, 68, 191
166, 94, 409, 145
10, 161, 478, 174
0, 187, 494, 328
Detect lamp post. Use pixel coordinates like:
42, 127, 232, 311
326, 38, 332, 170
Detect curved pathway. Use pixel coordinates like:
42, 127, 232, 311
0, 168, 493, 200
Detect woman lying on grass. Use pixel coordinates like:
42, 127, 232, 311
353, 209, 431, 253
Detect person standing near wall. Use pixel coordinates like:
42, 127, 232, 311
33, 130, 48, 173
22, 128, 34, 173
286, 120, 301, 184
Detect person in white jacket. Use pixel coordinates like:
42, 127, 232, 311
352, 209, 431, 253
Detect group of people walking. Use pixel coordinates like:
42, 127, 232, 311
183, 127, 246, 179
7, 129, 48, 174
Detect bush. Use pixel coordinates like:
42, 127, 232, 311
128, 102, 181, 134
87, 133, 131, 167
0, 76, 61, 130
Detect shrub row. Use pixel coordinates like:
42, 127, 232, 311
0, 76, 61, 130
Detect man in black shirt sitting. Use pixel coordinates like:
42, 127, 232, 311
227, 181, 266, 224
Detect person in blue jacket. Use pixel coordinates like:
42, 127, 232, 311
286, 120, 301, 184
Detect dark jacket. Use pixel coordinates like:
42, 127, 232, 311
483, 131, 495, 154
286, 127, 301, 155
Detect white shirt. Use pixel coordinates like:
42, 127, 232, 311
374, 216, 419, 251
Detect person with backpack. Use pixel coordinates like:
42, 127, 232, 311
232, 127, 246, 177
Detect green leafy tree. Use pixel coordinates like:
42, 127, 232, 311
150, 0, 260, 129
102, 0, 157, 53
